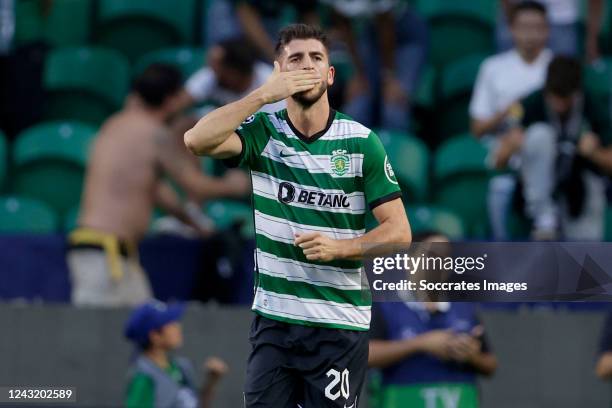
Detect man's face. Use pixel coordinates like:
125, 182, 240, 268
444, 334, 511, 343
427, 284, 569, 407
511, 10, 549, 56
545, 92, 578, 116
279, 39, 334, 107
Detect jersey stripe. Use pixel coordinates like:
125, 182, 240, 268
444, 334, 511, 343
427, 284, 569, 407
257, 273, 369, 306
261, 137, 364, 178
251, 171, 366, 216
268, 113, 371, 141
253, 195, 365, 231
254, 210, 364, 245
256, 233, 362, 270
242, 109, 394, 331
253, 155, 365, 195
253, 287, 371, 330
256, 249, 362, 290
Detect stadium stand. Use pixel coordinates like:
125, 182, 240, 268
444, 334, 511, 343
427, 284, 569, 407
43, 47, 130, 124
377, 129, 430, 204
14, 0, 93, 47
415, 0, 496, 67
436, 54, 487, 139
205, 199, 255, 239
433, 134, 491, 238
0, 130, 6, 192
0, 195, 58, 233
405, 205, 465, 239
94, 0, 198, 62
11, 121, 97, 220
133, 47, 207, 79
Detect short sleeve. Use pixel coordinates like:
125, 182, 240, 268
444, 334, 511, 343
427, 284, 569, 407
469, 60, 496, 120
125, 374, 155, 408
362, 132, 403, 210
223, 112, 269, 168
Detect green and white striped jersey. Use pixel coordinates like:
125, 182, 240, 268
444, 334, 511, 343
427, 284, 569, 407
227, 108, 402, 331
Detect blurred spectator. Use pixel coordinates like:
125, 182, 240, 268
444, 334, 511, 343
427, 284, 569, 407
470, 1, 552, 240
502, 56, 612, 240
124, 301, 228, 408
0, 0, 14, 54
596, 311, 612, 379
497, 0, 605, 61
174, 37, 285, 115
329, 1, 428, 129
369, 231, 497, 407
204, 0, 319, 61
67, 64, 250, 307
323, 0, 428, 131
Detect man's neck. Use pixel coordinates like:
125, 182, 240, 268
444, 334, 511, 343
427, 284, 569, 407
145, 348, 170, 369
286, 96, 330, 138
126, 96, 167, 123
516, 48, 543, 64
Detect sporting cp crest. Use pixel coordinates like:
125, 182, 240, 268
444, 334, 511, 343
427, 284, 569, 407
330, 149, 350, 176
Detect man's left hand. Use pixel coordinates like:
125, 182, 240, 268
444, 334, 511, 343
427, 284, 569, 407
295, 232, 344, 262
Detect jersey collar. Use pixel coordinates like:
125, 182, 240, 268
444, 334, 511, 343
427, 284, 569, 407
284, 108, 336, 144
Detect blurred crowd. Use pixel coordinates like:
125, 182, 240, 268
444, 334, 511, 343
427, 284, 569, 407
0, 1, 612, 406
0, 0, 610, 243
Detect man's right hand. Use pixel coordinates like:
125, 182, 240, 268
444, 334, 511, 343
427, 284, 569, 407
258, 61, 322, 104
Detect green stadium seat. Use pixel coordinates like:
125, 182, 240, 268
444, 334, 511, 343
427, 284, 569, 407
14, 0, 93, 47
433, 134, 491, 238
43, 47, 130, 125
64, 206, 80, 232
413, 64, 436, 109
329, 49, 356, 84
406, 205, 465, 240
416, 0, 496, 67
436, 54, 487, 139
95, 0, 197, 62
11, 122, 97, 219
0, 130, 6, 192
377, 130, 430, 204
206, 199, 254, 238
606, 206, 612, 241
134, 47, 207, 79
0, 196, 58, 234
584, 58, 612, 99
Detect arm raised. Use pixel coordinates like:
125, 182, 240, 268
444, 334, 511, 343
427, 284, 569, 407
184, 62, 322, 158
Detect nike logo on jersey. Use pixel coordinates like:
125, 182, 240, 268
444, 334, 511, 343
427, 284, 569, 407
279, 148, 298, 158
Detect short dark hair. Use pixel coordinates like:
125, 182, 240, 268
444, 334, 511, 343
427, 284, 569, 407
218, 37, 257, 75
545, 56, 582, 97
275, 24, 329, 56
510, 0, 547, 23
132, 63, 183, 108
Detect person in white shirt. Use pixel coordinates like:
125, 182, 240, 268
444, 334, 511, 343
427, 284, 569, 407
470, 1, 552, 240
175, 37, 286, 115
497, 0, 604, 61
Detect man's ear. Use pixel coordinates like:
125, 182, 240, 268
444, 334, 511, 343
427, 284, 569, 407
327, 65, 335, 86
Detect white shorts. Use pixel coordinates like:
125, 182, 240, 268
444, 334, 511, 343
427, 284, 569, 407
67, 249, 153, 307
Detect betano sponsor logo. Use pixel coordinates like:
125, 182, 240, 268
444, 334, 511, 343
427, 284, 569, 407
278, 182, 350, 208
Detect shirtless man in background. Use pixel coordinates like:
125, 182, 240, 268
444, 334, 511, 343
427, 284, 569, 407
68, 64, 249, 306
